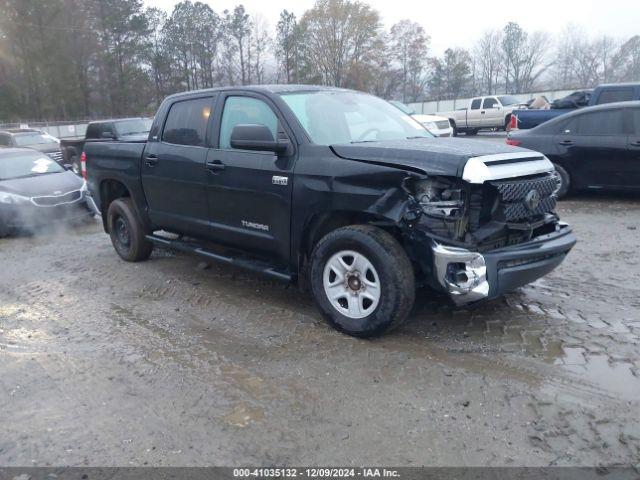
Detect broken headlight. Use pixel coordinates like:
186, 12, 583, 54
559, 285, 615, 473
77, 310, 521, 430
413, 177, 466, 219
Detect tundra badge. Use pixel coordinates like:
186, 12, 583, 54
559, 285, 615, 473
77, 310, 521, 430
272, 176, 288, 186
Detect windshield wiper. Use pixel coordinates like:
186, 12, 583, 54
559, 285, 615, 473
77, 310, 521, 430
350, 140, 378, 144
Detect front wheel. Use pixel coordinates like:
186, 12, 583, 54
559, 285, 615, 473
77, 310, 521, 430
107, 198, 153, 262
309, 225, 415, 337
553, 163, 571, 199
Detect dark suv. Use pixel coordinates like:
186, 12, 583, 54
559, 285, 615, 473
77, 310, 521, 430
0, 128, 64, 165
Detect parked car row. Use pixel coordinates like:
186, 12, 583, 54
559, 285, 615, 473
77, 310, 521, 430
0, 118, 152, 174
0, 118, 152, 236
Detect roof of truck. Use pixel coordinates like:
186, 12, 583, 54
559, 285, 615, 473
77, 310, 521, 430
0, 128, 43, 135
594, 82, 640, 89
164, 84, 355, 102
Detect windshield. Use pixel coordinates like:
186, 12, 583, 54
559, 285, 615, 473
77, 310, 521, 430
115, 119, 152, 136
281, 91, 432, 144
497, 95, 521, 106
389, 100, 415, 115
0, 151, 64, 180
13, 132, 59, 147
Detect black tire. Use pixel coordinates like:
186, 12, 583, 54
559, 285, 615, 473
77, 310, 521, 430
450, 121, 458, 137
309, 225, 415, 338
466, 129, 478, 136
106, 198, 153, 262
553, 163, 571, 199
504, 115, 511, 131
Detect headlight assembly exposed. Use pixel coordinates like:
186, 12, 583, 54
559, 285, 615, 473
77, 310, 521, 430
0, 191, 30, 205
413, 177, 466, 219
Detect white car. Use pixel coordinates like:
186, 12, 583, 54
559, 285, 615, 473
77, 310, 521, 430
389, 101, 453, 137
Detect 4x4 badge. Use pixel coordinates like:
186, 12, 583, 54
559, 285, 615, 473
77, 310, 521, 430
272, 176, 288, 186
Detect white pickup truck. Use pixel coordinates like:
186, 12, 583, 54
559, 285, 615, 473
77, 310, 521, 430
437, 95, 527, 136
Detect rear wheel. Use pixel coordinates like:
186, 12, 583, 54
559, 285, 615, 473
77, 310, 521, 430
466, 129, 478, 136
553, 163, 571, 199
309, 225, 415, 337
107, 198, 153, 262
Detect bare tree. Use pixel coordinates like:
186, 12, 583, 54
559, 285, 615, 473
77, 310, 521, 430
389, 20, 430, 102
275, 10, 299, 83
298, 0, 382, 88
473, 30, 503, 95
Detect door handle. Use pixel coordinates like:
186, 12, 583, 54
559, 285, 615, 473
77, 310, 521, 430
145, 155, 158, 166
559, 140, 574, 146
481, 111, 486, 114
206, 160, 226, 172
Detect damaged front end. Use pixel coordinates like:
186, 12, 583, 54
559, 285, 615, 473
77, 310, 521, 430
397, 152, 575, 305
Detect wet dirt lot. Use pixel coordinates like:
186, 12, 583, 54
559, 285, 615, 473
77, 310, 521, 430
1, 195, 639, 467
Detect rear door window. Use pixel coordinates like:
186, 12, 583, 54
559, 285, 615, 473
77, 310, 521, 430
162, 97, 213, 147
470, 99, 481, 110
576, 109, 626, 136
595, 88, 633, 105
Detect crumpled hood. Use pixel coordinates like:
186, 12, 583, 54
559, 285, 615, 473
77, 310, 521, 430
331, 137, 530, 176
0, 171, 83, 197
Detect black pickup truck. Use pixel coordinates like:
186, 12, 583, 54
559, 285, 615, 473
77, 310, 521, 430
61, 118, 152, 174
84, 85, 576, 337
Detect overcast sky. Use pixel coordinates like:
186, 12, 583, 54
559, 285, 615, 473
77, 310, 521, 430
147, 0, 639, 55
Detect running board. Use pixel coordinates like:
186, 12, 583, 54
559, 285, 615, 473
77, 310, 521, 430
145, 234, 293, 282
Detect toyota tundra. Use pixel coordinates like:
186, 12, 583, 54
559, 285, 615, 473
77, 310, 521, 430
84, 85, 576, 337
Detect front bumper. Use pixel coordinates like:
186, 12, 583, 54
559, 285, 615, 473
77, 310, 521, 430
432, 223, 576, 305
0, 196, 93, 231
428, 127, 453, 138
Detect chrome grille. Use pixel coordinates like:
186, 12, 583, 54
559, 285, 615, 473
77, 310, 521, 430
32, 190, 81, 206
435, 120, 450, 129
489, 173, 558, 222
46, 151, 64, 163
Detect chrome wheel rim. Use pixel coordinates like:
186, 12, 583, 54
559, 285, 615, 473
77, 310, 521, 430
323, 250, 380, 319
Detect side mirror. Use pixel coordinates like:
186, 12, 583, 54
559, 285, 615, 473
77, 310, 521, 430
101, 132, 115, 139
230, 124, 289, 154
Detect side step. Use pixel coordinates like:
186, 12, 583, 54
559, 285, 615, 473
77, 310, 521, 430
145, 234, 293, 282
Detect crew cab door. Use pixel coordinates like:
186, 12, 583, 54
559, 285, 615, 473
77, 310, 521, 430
141, 94, 216, 236
205, 93, 295, 263
481, 97, 502, 127
466, 98, 483, 128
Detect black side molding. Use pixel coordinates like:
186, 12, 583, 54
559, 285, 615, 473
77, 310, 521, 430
145, 234, 292, 282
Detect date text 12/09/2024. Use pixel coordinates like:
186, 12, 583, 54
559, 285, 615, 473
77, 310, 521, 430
233, 468, 400, 478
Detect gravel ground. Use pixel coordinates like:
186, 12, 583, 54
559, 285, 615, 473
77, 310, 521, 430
1, 194, 639, 467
